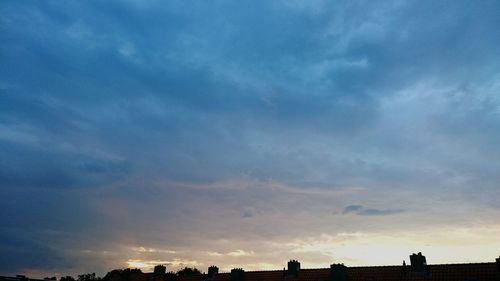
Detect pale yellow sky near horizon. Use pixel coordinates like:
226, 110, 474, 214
121, 225, 500, 273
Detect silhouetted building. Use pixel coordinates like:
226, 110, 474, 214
286, 260, 300, 277
409, 252, 428, 274
188, 253, 498, 281
154, 265, 167, 275
208, 266, 219, 278
4, 253, 499, 281
180, 254, 497, 281
0, 276, 45, 281
330, 264, 347, 281
230, 268, 245, 281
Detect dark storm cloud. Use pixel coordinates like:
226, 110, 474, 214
1, 0, 500, 276
0, 139, 130, 189
0, 231, 70, 272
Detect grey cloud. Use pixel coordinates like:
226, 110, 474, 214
0, 140, 130, 189
0, 230, 71, 274
342, 205, 363, 214
358, 208, 405, 216
241, 207, 257, 218
343, 205, 405, 216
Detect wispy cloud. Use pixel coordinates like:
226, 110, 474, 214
343, 205, 405, 216
131, 247, 177, 254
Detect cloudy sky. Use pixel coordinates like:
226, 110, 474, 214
1, 0, 500, 278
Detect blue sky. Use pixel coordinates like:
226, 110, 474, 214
1, 0, 500, 277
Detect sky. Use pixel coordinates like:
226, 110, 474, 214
1, 0, 500, 278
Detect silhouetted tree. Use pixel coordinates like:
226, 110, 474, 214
101, 269, 121, 281
176, 267, 201, 277
77, 273, 98, 281
60, 276, 76, 281
102, 268, 142, 281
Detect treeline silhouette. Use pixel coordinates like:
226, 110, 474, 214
48, 267, 202, 281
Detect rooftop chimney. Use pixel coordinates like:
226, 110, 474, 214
154, 265, 166, 275
208, 266, 219, 278
496, 256, 499, 271
409, 252, 428, 274
330, 264, 347, 281
402, 260, 408, 275
287, 260, 300, 277
231, 268, 245, 281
